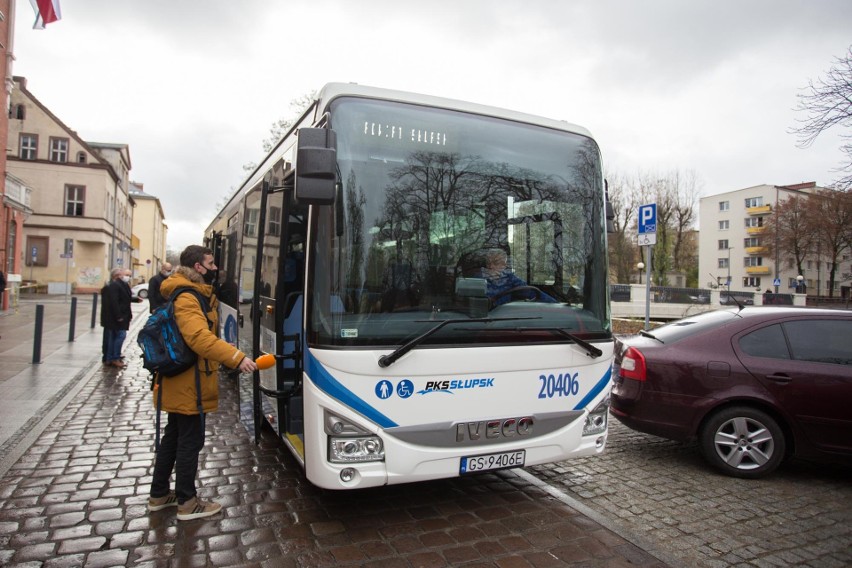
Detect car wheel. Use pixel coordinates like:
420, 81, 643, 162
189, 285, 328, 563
699, 406, 785, 479
138, 290, 148, 299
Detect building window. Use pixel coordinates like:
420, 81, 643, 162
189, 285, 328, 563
745, 217, 763, 228
719, 201, 729, 211
77, 151, 87, 164
9, 104, 25, 119
744, 237, 760, 247
745, 196, 764, 208
50, 138, 69, 162
268, 206, 281, 236
718, 239, 729, 250
65, 185, 86, 216
743, 277, 761, 288
744, 257, 763, 267
718, 258, 729, 269
718, 220, 729, 230
20, 134, 38, 160
244, 208, 258, 237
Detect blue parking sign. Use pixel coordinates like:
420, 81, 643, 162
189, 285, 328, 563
639, 204, 657, 234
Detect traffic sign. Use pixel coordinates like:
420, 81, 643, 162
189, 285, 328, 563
31, 246, 37, 259
773, 278, 781, 287
638, 203, 657, 234
637, 233, 657, 246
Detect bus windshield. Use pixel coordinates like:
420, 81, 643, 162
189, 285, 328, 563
309, 97, 610, 348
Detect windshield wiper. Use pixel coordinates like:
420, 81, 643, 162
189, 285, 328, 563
553, 329, 604, 358
377, 317, 538, 368
455, 326, 605, 359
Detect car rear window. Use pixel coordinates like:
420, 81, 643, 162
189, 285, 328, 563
647, 310, 740, 343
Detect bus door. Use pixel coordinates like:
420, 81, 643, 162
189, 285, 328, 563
252, 169, 309, 460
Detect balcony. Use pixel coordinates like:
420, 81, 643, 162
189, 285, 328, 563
746, 226, 766, 235
745, 246, 768, 255
745, 266, 771, 275
747, 205, 772, 215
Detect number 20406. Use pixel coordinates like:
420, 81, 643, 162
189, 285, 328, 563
538, 372, 579, 398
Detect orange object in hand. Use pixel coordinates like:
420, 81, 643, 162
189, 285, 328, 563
256, 353, 276, 370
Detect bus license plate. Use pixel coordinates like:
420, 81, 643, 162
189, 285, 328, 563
460, 450, 525, 474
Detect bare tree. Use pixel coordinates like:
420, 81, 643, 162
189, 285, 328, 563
262, 91, 317, 152
763, 194, 815, 281
804, 189, 852, 297
791, 46, 852, 190
605, 173, 641, 283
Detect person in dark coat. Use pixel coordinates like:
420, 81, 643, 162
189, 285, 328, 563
100, 268, 132, 367
147, 262, 173, 313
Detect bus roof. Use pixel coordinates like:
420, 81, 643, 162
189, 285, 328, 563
316, 82, 594, 139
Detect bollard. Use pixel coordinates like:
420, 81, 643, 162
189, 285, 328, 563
33, 304, 44, 364
91, 293, 98, 329
69, 296, 78, 342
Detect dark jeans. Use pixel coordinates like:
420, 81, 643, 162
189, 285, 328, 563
102, 328, 127, 362
150, 412, 206, 504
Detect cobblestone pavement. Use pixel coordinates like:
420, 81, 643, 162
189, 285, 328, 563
528, 421, 852, 568
0, 335, 668, 567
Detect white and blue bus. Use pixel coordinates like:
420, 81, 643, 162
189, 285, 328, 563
205, 83, 614, 489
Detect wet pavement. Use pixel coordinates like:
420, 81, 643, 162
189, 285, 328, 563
1, 296, 849, 567
0, 296, 670, 567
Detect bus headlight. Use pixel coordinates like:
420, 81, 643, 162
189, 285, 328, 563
325, 411, 385, 463
583, 396, 609, 436
329, 436, 385, 463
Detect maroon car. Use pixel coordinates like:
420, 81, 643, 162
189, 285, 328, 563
610, 307, 852, 478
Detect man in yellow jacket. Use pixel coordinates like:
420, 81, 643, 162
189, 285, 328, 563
148, 245, 257, 521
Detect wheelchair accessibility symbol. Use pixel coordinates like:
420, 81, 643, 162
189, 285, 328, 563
396, 379, 414, 399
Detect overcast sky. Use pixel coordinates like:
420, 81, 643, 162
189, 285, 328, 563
12, 0, 852, 251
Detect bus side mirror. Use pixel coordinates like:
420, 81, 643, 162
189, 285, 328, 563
295, 128, 337, 205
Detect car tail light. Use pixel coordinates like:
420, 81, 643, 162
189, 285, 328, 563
619, 347, 646, 381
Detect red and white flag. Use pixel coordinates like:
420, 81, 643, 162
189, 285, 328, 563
30, 0, 61, 29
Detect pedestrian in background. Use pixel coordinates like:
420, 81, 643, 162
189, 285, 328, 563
147, 262, 173, 313
0, 269, 6, 311
100, 268, 132, 368
148, 245, 257, 521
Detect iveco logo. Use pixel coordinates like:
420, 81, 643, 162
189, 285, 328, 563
455, 417, 534, 442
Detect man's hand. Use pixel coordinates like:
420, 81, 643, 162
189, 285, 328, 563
238, 357, 258, 373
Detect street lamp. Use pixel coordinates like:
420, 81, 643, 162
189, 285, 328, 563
796, 274, 804, 294
637, 262, 644, 284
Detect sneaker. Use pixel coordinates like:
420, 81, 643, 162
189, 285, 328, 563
177, 496, 222, 521
148, 491, 178, 511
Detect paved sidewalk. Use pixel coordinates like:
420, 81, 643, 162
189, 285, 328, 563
0, 295, 149, 476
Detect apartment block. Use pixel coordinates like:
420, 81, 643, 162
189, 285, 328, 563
697, 182, 841, 296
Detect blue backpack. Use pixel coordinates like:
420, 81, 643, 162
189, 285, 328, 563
137, 287, 211, 377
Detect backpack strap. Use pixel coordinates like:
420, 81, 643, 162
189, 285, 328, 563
171, 287, 213, 427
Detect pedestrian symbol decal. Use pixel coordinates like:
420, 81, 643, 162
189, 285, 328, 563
375, 380, 393, 399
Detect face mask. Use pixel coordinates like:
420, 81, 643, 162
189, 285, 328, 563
201, 269, 216, 284
121, 276, 131, 283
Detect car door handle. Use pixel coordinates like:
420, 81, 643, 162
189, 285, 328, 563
766, 374, 792, 384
